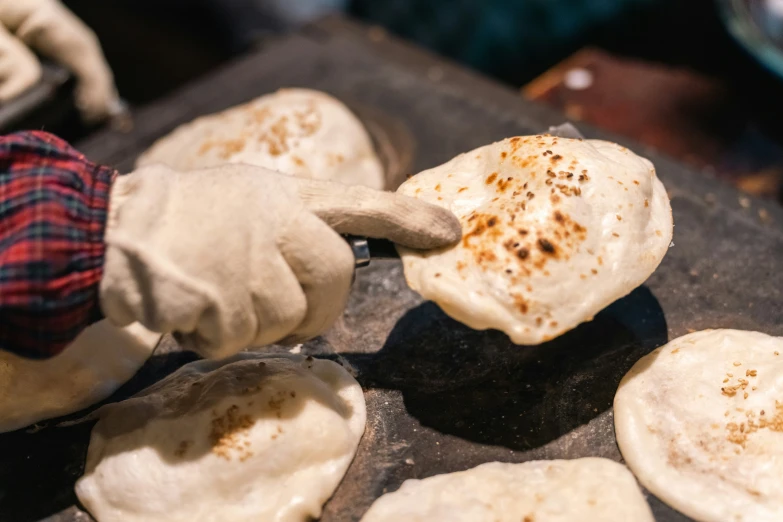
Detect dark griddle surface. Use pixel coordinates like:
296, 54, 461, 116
2, 15, 782, 522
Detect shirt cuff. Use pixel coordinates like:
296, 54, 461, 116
0, 131, 116, 358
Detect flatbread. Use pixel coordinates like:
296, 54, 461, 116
614, 329, 783, 522
0, 321, 159, 433
359, 458, 653, 522
396, 136, 672, 344
136, 88, 385, 189
75, 353, 366, 522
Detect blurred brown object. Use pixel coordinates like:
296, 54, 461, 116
523, 48, 783, 202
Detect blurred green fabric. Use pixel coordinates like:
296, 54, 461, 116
350, 0, 656, 84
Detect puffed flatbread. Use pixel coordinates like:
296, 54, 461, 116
360, 458, 653, 522
0, 321, 159, 433
76, 353, 366, 522
396, 136, 672, 344
136, 88, 385, 189
614, 329, 783, 522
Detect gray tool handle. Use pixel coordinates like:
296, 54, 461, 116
344, 236, 399, 267
345, 122, 583, 267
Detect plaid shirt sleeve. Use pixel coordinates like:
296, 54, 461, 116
0, 131, 115, 359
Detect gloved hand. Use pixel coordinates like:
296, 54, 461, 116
0, 23, 41, 101
0, 0, 121, 122
100, 164, 462, 359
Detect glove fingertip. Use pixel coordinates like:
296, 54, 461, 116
397, 205, 462, 250
426, 208, 463, 247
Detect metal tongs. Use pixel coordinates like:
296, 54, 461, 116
344, 123, 584, 268
343, 236, 400, 268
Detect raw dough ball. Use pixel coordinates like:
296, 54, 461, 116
397, 136, 672, 344
614, 329, 783, 522
136, 88, 385, 189
0, 321, 159, 433
76, 353, 366, 522
360, 458, 653, 522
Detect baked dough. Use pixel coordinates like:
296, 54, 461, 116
136, 88, 385, 189
396, 136, 672, 344
614, 329, 783, 522
360, 458, 653, 522
0, 321, 159, 433
75, 353, 366, 522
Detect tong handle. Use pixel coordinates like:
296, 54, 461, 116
343, 236, 399, 267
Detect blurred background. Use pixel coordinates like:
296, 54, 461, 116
9, 0, 783, 202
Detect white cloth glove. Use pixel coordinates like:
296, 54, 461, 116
100, 164, 461, 359
0, 0, 121, 122
0, 23, 41, 101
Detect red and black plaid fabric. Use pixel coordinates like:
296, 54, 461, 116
0, 131, 114, 359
